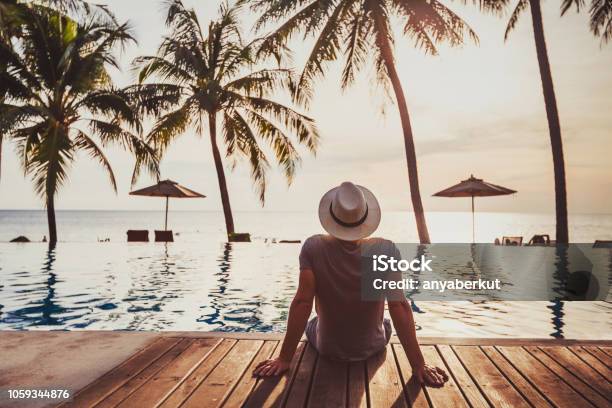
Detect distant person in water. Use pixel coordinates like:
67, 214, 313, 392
253, 182, 448, 387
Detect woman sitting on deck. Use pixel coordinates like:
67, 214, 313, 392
253, 182, 449, 387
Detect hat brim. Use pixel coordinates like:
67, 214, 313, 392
318, 185, 381, 241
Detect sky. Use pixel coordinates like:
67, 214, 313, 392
0, 0, 610, 215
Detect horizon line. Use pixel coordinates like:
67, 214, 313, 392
1, 209, 611, 216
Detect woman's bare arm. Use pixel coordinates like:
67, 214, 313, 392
253, 268, 315, 377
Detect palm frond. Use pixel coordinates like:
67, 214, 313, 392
73, 129, 117, 192
561, 0, 585, 15
237, 95, 319, 152
252, 1, 324, 63
589, 0, 612, 44
244, 108, 302, 184
134, 55, 195, 84
225, 68, 294, 97
394, 0, 479, 53
295, 0, 353, 105
454, 0, 512, 16
341, 7, 371, 88
223, 109, 270, 203
147, 101, 194, 154
125, 83, 184, 117
505, 0, 529, 41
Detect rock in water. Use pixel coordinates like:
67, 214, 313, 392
229, 232, 251, 242
10, 236, 30, 243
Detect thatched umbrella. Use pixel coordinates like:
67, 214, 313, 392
433, 175, 516, 242
130, 179, 206, 230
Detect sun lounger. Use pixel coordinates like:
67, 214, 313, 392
528, 234, 550, 246
593, 240, 612, 248
155, 230, 174, 242
127, 230, 149, 242
502, 236, 523, 246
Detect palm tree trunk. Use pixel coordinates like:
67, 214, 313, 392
209, 112, 236, 240
530, 0, 569, 244
47, 194, 57, 247
376, 27, 431, 244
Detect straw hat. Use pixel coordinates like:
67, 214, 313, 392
318, 182, 381, 241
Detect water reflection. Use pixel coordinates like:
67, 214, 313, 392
123, 244, 186, 330
548, 301, 565, 338
5, 249, 61, 326
198, 243, 232, 329
0, 243, 609, 338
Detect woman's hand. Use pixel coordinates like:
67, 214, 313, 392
414, 364, 449, 387
253, 358, 291, 377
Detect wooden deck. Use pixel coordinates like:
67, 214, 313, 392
58, 336, 612, 408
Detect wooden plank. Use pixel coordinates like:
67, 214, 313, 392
59, 337, 181, 408
481, 346, 552, 408
422, 346, 468, 408
347, 361, 367, 408
157, 333, 611, 346
584, 347, 612, 369
525, 346, 609, 408
243, 341, 306, 408
570, 346, 612, 380
391, 344, 429, 408
181, 340, 263, 408
158, 339, 237, 407
539, 347, 612, 398
453, 345, 530, 408
366, 345, 408, 408
435, 345, 485, 408
221, 340, 278, 407
95, 338, 193, 408
284, 343, 318, 408
307, 356, 347, 407
407, 338, 612, 347
600, 347, 612, 358
114, 338, 220, 407
497, 346, 594, 408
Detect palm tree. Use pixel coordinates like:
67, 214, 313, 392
245, 0, 478, 244
562, 0, 612, 45
0, 5, 158, 246
0, 0, 117, 182
0, 0, 22, 182
476, 0, 569, 243
133, 0, 319, 241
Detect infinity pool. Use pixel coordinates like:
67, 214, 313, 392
0, 242, 610, 338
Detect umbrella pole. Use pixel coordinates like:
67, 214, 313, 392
164, 196, 169, 231
471, 195, 475, 243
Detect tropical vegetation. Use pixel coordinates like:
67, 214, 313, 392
133, 0, 319, 240
0, 0, 608, 245
0, 2, 158, 246
243, 0, 481, 244
562, 0, 612, 45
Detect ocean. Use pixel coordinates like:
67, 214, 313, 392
0, 210, 610, 338
1, 210, 611, 244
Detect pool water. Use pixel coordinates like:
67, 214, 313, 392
0, 242, 610, 338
